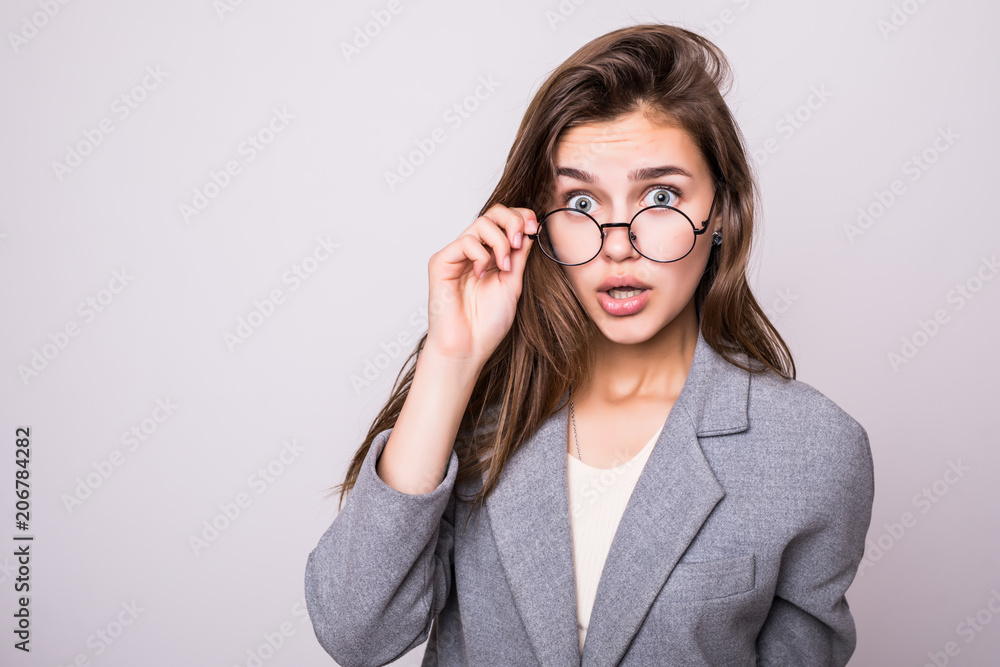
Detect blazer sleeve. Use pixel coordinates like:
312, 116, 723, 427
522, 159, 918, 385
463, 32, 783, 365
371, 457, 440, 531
304, 426, 459, 667
755, 417, 875, 666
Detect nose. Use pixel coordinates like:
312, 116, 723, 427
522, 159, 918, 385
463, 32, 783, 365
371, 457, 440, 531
600, 221, 639, 262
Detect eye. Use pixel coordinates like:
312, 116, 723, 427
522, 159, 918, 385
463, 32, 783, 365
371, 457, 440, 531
566, 194, 597, 213
643, 187, 679, 208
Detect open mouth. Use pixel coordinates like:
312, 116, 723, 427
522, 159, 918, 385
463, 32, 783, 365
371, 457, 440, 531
606, 287, 646, 299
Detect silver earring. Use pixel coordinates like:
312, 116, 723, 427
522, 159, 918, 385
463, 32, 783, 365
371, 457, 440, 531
712, 231, 723, 246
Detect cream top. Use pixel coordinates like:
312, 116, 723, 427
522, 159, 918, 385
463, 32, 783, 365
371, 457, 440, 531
566, 422, 664, 654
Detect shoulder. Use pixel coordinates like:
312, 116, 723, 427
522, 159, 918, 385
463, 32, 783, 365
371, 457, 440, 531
741, 368, 874, 503
749, 370, 866, 439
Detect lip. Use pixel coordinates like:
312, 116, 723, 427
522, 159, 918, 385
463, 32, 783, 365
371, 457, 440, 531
598, 286, 651, 316
596, 275, 652, 292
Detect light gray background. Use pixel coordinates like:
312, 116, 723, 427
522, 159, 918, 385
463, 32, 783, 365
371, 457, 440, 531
1, 1, 998, 665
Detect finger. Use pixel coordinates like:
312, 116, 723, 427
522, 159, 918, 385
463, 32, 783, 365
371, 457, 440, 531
508, 207, 540, 238
507, 223, 534, 285
456, 234, 496, 278
472, 215, 514, 272
432, 233, 493, 280
482, 204, 538, 251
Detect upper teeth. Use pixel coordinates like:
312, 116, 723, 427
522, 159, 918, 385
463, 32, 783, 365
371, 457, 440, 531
609, 288, 643, 299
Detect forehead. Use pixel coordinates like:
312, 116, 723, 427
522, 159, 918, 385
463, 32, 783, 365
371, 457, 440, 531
554, 111, 707, 177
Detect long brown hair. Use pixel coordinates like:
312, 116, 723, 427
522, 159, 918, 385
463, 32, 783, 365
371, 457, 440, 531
331, 23, 795, 527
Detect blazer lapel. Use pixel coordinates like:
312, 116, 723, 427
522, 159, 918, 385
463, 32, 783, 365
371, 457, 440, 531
485, 401, 582, 665
484, 332, 751, 666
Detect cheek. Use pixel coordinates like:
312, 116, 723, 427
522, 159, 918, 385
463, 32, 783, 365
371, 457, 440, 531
560, 268, 592, 303
651, 252, 712, 295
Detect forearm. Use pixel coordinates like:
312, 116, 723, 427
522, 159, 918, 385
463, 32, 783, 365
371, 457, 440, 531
376, 348, 482, 494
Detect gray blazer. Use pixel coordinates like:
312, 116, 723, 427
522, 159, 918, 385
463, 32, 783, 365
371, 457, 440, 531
305, 332, 875, 666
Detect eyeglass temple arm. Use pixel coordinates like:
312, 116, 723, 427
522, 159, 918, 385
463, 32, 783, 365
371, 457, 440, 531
695, 181, 723, 235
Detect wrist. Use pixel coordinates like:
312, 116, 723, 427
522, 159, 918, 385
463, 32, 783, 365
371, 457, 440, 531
415, 345, 484, 392
419, 342, 487, 373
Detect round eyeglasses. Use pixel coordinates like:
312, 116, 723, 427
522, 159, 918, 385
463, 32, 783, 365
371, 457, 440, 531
526, 184, 722, 266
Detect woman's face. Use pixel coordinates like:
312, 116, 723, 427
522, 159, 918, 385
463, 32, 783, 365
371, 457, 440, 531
549, 110, 721, 345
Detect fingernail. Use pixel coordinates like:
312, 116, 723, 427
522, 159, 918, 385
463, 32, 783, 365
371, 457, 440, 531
514, 232, 522, 248
503, 256, 511, 271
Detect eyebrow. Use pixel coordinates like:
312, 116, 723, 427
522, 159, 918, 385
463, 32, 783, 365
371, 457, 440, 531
629, 165, 693, 181
555, 167, 596, 183
555, 165, 693, 183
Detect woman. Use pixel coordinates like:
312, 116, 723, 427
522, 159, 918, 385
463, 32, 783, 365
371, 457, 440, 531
305, 23, 874, 666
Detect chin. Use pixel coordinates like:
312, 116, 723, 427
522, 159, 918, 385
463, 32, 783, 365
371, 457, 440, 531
592, 311, 668, 345
593, 298, 696, 343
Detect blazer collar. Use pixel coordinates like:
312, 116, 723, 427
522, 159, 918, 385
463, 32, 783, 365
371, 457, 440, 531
483, 330, 751, 665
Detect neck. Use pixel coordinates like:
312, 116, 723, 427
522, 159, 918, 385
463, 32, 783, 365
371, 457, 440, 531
576, 297, 699, 405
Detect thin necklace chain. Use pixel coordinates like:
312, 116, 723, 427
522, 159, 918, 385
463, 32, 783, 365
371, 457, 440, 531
569, 382, 583, 461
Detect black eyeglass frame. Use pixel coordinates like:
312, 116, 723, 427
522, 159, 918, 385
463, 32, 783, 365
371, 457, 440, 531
525, 180, 724, 266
